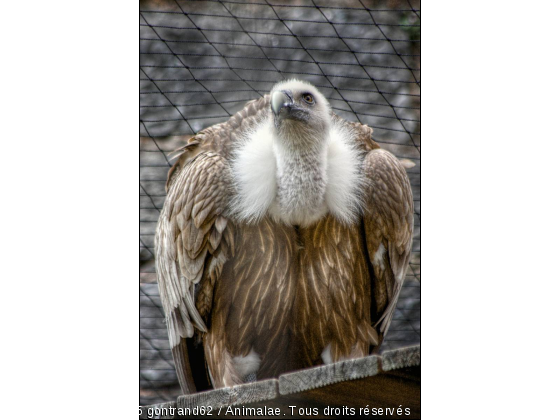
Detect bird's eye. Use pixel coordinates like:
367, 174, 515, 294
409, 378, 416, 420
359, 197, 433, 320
302, 93, 314, 104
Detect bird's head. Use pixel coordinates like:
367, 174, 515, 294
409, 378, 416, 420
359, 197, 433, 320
270, 80, 331, 145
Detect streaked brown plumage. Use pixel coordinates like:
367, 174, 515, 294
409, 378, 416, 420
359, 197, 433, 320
155, 80, 413, 393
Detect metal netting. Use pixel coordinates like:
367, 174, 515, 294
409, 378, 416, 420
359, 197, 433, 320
140, 0, 420, 406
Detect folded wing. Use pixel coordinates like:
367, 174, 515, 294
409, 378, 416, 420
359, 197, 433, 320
155, 150, 234, 393
362, 148, 414, 346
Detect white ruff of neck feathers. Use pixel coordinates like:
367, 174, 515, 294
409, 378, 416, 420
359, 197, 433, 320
230, 116, 363, 227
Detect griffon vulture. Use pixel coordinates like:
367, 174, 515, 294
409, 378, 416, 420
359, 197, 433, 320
155, 79, 414, 393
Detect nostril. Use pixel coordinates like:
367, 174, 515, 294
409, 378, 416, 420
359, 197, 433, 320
282, 90, 293, 103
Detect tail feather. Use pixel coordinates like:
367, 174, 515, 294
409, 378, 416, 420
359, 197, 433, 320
172, 338, 197, 395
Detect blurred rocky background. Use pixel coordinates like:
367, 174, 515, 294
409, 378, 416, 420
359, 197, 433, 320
140, 0, 419, 406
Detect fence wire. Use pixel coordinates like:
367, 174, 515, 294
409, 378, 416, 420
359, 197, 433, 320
140, 0, 420, 406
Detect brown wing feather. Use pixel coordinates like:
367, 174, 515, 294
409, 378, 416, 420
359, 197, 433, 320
204, 217, 299, 387
155, 94, 274, 393
361, 148, 414, 346
155, 151, 234, 394
296, 216, 379, 365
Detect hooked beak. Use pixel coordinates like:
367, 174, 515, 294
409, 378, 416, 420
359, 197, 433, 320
271, 90, 293, 116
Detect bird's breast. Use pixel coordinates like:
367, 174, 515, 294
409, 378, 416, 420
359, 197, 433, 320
230, 121, 363, 227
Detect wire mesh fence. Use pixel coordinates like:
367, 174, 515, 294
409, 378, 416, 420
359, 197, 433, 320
140, 0, 420, 406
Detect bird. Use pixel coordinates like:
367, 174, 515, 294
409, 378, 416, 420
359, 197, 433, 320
155, 79, 414, 394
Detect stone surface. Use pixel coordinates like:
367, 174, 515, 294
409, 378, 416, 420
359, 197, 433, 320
381, 344, 420, 372
140, 347, 421, 418
279, 354, 380, 396
177, 378, 279, 410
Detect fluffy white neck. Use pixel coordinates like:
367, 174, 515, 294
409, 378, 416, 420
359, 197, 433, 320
230, 118, 363, 227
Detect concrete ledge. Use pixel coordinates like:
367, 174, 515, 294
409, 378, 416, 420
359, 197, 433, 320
381, 344, 420, 372
177, 378, 278, 409
141, 345, 421, 417
279, 354, 380, 395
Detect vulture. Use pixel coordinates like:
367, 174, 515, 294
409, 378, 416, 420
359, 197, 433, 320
155, 79, 414, 394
